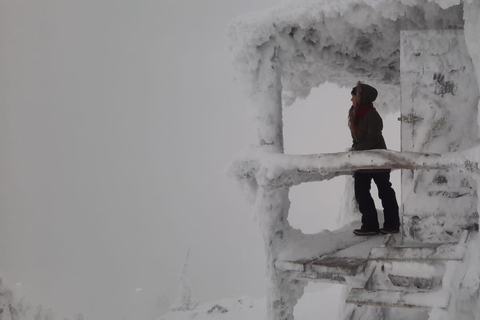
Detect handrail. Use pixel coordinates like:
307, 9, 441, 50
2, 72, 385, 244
228, 147, 480, 188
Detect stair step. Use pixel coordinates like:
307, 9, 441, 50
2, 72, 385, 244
346, 288, 449, 309
365, 259, 445, 291
310, 257, 367, 276
344, 305, 430, 320
387, 274, 442, 290
369, 245, 463, 261
276, 256, 368, 282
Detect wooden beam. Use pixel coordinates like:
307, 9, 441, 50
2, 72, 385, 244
368, 245, 464, 261
346, 288, 449, 309
229, 148, 480, 188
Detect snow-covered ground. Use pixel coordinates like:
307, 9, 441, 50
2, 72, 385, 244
158, 284, 343, 320
2, 0, 480, 319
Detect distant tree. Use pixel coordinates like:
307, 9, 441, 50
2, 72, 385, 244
0, 279, 86, 320
33, 306, 43, 320
15, 297, 32, 320
169, 249, 199, 312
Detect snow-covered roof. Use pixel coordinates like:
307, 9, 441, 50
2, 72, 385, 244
228, 0, 464, 109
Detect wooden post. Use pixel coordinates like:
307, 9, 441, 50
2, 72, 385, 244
249, 45, 284, 152
249, 43, 307, 320
458, 9, 480, 319
464, 2, 480, 110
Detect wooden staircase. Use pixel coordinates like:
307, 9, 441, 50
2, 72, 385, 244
343, 231, 469, 320
276, 230, 472, 320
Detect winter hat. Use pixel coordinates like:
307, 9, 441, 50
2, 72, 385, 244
351, 81, 378, 105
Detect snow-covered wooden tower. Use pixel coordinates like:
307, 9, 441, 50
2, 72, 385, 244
228, 0, 480, 319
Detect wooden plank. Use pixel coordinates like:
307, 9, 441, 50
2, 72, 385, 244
302, 271, 347, 283
276, 257, 366, 283
346, 305, 430, 320
388, 274, 442, 290
273, 269, 348, 283
369, 245, 463, 261
346, 288, 449, 309
276, 230, 375, 271
310, 257, 367, 276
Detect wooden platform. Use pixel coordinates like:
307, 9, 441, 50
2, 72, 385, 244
275, 232, 399, 282
275, 231, 465, 284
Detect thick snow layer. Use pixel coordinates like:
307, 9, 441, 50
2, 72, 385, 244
228, 146, 479, 190
228, 1, 480, 319
399, 29, 480, 242
157, 286, 343, 320
228, 0, 464, 110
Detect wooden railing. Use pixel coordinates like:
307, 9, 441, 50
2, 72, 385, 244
229, 147, 480, 188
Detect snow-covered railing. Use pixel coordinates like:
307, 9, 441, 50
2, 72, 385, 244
229, 147, 480, 189
227, 2, 480, 317
228, 146, 480, 320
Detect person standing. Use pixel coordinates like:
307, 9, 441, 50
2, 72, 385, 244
348, 82, 400, 236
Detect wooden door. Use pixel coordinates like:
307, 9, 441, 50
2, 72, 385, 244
400, 30, 479, 243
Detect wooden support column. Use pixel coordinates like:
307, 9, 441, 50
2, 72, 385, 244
459, 10, 480, 319
464, 2, 480, 118
249, 43, 307, 320
465, 1, 480, 150
249, 45, 284, 152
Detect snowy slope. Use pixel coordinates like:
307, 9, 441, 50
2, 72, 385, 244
157, 285, 343, 320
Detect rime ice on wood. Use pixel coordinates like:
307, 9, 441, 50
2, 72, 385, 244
228, 0, 480, 319
228, 0, 465, 112
400, 30, 480, 243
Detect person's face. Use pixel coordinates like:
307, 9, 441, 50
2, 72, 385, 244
351, 94, 357, 107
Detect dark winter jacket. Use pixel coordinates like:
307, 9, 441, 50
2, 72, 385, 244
350, 106, 387, 151
349, 82, 389, 172
349, 82, 387, 151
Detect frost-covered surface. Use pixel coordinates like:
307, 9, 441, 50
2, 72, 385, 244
228, 146, 480, 189
156, 237, 480, 320
228, 1, 480, 319
228, 0, 464, 110
277, 221, 351, 262
157, 286, 343, 320
400, 29, 479, 243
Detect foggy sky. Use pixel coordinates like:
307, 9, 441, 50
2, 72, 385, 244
0, 1, 399, 319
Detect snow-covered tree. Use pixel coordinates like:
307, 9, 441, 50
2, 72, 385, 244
169, 249, 199, 312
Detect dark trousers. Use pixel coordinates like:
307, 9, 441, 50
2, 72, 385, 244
354, 171, 400, 231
